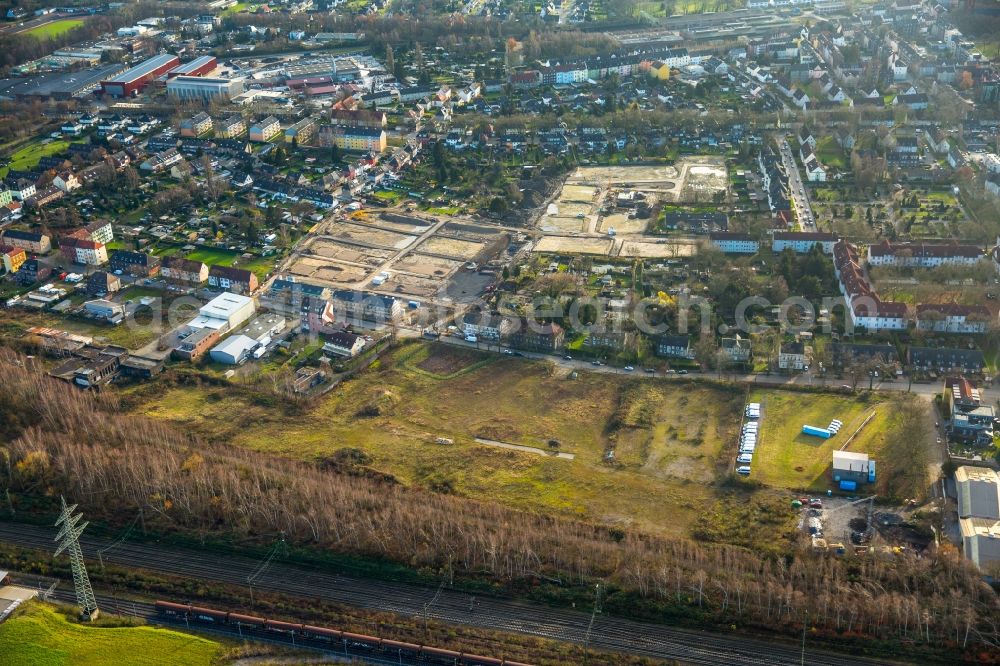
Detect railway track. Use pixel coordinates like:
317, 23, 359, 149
0, 521, 893, 665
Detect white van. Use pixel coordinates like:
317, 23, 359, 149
737, 453, 753, 464
736, 465, 751, 475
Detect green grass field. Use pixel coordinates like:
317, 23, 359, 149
131, 343, 751, 535
153, 245, 277, 280
0, 139, 69, 179
23, 18, 85, 40
815, 136, 847, 170
0, 602, 221, 666
747, 390, 895, 491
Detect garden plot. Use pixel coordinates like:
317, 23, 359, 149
286, 256, 369, 283
307, 238, 394, 264
599, 211, 648, 234
617, 240, 696, 258
535, 236, 613, 255
394, 253, 464, 278
330, 223, 417, 249
419, 236, 485, 259
539, 214, 588, 234
379, 273, 441, 297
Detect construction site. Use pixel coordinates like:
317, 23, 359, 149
533, 158, 728, 258
283, 209, 511, 305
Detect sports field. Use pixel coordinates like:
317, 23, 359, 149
23, 18, 85, 39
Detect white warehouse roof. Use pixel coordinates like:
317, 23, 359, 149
210, 334, 258, 364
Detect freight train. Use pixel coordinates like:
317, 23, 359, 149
155, 601, 532, 666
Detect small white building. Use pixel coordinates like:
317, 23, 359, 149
710, 232, 759, 255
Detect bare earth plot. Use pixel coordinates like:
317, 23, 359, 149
617, 240, 697, 258
419, 236, 484, 259
535, 236, 613, 255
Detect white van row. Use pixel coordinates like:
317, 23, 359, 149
738, 403, 763, 475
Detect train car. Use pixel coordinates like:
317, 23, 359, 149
264, 619, 305, 635
463, 654, 503, 665
301, 625, 344, 642
341, 631, 383, 650
189, 605, 229, 623
154, 601, 190, 618
381, 637, 422, 652
228, 612, 266, 629
422, 644, 464, 664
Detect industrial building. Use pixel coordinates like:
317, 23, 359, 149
210, 334, 259, 365
168, 55, 217, 78
187, 292, 256, 333
957, 466, 1000, 520
0, 63, 126, 100
167, 76, 243, 102
101, 54, 180, 97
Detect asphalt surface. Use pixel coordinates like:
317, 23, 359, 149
777, 137, 817, 231
0, 521, 894, 665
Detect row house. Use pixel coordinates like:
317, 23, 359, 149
330, 289, 402, 323
772, 231, 838, 254
207, 265, 259, 294
915, 304, 990, 334
867, 240, 983, 267
140, 148, 183, 173
110, 249, 160, 277
160, 256, 209, 284
834, 240, 908, 331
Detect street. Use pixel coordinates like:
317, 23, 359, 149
777, 136, 817, 231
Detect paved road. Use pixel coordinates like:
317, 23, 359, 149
0, 521, 892, 665
777, 137, 817, 231
399, 332, 991, 402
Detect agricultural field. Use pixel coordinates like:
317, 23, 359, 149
23, 18, 85, 39
0, 602, 222, 666
746, 389, 898, 492
129, 342, 757, 536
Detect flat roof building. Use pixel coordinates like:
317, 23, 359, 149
210, 334, 259, 365
188, 292, 256, 332
101, 54, 180, 97
168, 55, 217, 78
956, 466, 1000, 520
0, 63, 127, 100
959, 517, 1000, 574
167, 76, 243, 102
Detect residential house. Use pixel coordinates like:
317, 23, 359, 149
322, 330, 366, 357
772, 231, 838, 254
0, 245, 26, 274
85, 271, 121, 296
248, 116, 281, 142
160, 256, 209, 284
829, 342, 898, 368
655, 334, 693, 359
720, 335, 752, 363
504, 317, 564, 353
207, 265, 259, 294
52, 171, 81, 193
0, 229, 50, 253
778, 341, 809, 370
214, 114, 246, 139
915, 304, 990, 334
908, 347, 985, 374
180, 112, 213, 137
710, 232, 759, 254
867, 240, 982, 267
14, 258, 51, 285
460, 310, 508, 340
60, 229, 107, 266
330, 289, 402, 323
110, 249, 160, 277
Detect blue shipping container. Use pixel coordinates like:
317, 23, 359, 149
802, 425, 832, 439
839, 479, 857, 491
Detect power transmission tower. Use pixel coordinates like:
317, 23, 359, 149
54, 496, 99, 621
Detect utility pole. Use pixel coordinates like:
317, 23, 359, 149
800, 611, 808, 666
54, 496, 99, 621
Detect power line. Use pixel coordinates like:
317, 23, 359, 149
54, 496, 99, 621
